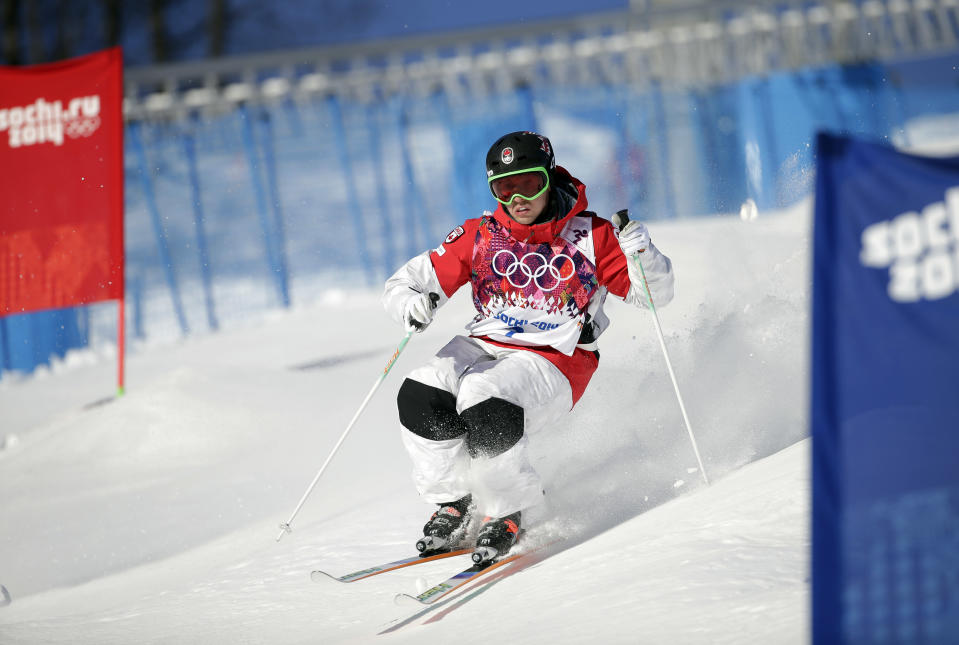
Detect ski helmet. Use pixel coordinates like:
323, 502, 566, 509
486, 131, 555, 204
486, 131, 555, 178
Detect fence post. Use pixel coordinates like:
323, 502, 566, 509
433, 90, 471, 229
326, 94, 375, 286
365, 101, 396, 276
131, 273, 145, 340
398, 101, 434, 251
239, 104, 288, 306
181, 118, 219, 330
0, 317, 9, 375
128, 121, 190, 336
614, 85, 635, 213
516, 84, 539, 132
258, 109, 292, 307
650, 81, 677, 219
756, 78, 780, 209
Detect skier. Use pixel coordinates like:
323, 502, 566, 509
383, 130, 674, 563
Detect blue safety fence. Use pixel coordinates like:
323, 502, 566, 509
3, 49, 959, 379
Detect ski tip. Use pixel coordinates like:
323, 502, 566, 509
310, 570, 339, 584
394, 592, 428, 607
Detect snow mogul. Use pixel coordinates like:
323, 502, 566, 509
383, 130, 674, 563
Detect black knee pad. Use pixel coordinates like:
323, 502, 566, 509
460, 398, 524, 458
397, 378, 466, 441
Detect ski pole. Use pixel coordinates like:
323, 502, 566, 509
613, 209, 710, 486
276, 331, 415, 541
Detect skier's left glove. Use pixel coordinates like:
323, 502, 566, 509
618, 220, 650, 256
403, 290, 440, 333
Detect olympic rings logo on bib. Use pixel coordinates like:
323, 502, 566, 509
492, 250, 575, 290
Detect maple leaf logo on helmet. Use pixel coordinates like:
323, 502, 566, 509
538, 138, 551, 158
501, 147, 514, 164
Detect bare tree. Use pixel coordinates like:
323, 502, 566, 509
2, 0, 22, 65
149, 0, 169, 62
208, 0, 227, 57
103, 0, 122, 48
25, 0, 46, 62
51, 0, 76, 61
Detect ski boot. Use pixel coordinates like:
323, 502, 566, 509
415, 494, 472, 554
472, 511, 521, 564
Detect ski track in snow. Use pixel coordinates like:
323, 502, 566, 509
0, 202, 811, 644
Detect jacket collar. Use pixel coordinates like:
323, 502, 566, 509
490, 166, 587, 244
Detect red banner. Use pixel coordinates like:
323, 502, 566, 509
0, 47, 124, 315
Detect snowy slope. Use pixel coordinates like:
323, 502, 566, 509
0, 201, 811, 644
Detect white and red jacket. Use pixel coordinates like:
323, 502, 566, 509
384, 167, 674, 404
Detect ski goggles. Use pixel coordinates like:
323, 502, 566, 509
488, 167, 550, 205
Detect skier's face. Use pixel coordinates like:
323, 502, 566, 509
489, 167, 550, 225
505, 189, 548, 225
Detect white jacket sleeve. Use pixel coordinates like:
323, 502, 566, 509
623, 242, 674, 309
382, 252, 449, 325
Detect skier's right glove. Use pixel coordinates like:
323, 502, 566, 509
618, 219, 651, 256
403, 290, 440, 333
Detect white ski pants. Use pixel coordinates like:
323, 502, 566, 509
399, 335, 573, 518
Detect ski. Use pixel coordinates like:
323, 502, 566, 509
393, 549, 525, 606
310, 548, 471, 584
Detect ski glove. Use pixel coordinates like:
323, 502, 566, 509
404, 290, 440, 333
618, 220, 651, 256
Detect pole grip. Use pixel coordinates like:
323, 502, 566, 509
612, 208, 630, 229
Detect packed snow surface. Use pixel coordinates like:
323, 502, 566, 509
0, 202, 811, 643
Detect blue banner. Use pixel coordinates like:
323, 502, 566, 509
812, 132, 959, 643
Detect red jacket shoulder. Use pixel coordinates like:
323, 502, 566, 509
429, 217, 484, 297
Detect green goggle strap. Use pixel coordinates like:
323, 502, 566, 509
488, 167, 550, 205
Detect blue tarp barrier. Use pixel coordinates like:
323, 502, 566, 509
812, 132, 959, 643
